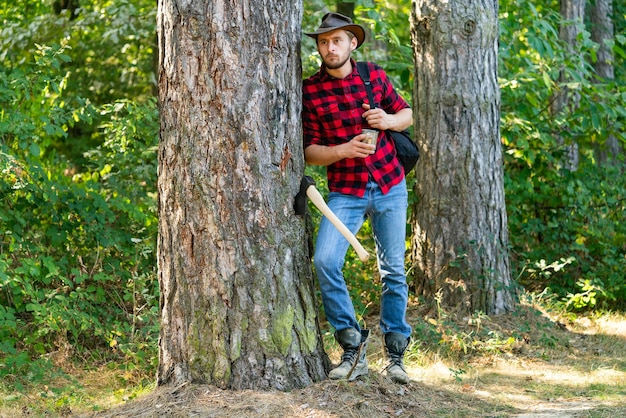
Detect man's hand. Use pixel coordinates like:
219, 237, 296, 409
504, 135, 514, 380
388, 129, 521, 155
345, 134, 377, 158
362, 104, 413, 132
304, 136, 375, 166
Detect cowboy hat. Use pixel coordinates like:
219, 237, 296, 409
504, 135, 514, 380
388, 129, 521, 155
305, 12, 366, 49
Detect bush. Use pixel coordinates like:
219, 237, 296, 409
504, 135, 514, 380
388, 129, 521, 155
0, 45, 159, 388
500, 0, 626, 310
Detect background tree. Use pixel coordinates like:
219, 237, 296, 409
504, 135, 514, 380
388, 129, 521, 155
590, 0, 622, 164
409, 0, 514, 315
550, 0, 585, 171
156, 0, 328, 389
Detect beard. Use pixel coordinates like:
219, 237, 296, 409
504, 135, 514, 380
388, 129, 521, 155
323, 53, 350, 70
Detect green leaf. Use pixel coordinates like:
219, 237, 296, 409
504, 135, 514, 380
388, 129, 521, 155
28, 143, 40, 156
541, 71, 552, 89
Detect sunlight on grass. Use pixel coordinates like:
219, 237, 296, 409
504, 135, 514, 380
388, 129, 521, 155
590, 315, 626, 337
0, 365, 156, 416
394, 307, 626, 415
500, 364, 626, 386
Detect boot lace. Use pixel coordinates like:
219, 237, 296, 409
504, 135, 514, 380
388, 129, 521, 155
384, 354, 406, 372
343, 345, 365, 380
340, 347, 358, 364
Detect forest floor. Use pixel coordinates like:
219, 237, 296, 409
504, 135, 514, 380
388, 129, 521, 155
2, 301, 625, 417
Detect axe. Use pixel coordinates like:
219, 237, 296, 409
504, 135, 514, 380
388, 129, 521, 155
294, 176, 369, 262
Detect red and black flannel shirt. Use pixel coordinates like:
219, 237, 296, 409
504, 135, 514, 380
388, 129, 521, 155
302, 60, 410, 197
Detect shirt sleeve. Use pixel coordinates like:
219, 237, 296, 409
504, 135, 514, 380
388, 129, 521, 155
302, 79, 322, 149
371, 63, 410, 115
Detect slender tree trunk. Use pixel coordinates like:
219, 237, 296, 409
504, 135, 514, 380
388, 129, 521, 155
336, 1, 355, 20
551, 0, 586, 171
53, 0, 79, 19
156, 0, 328, 390
590, 0, 622, 164
410, 0, 514, 315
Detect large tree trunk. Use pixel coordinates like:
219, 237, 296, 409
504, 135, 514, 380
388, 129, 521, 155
156, 0, 328, 390
409, 0, 514, 315
590, 0, 622, 164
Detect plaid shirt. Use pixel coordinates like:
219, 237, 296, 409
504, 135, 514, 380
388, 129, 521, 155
302, 60, 410, 197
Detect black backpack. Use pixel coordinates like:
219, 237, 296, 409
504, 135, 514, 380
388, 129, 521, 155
356, 62, 420, 173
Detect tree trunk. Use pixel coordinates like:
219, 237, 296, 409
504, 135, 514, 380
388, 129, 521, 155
156, 0, 328, 390
409, 0, 514, 315
590, 0, 622, 164
551, 0, 586, 171
336, 1, 355, 20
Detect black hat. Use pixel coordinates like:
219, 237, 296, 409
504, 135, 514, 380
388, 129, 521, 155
305, 12, 366, 49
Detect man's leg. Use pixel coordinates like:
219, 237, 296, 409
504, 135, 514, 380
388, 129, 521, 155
370, 179, 412, 384
313, 191, 369, 379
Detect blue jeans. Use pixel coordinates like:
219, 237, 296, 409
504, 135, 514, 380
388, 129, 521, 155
313, 179, 412, 338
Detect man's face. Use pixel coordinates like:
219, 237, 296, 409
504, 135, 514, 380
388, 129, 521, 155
317, 29, 357, 70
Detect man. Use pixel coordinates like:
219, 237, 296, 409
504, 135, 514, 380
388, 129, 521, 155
302, 12, 413, 384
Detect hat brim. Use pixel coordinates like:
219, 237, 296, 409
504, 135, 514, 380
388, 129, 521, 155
305, 25, 366, 49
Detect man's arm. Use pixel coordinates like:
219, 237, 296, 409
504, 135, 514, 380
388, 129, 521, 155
304, 136, 376, 166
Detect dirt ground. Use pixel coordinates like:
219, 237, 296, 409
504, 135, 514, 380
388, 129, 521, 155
77, 309, 626, 418
78, 373, 615, 418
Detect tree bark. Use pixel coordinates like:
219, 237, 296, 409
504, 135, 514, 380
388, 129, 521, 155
156, 0, 328, 390
410, 0, 514, 315
590, 0, 622, 164
551, 0, 586, 171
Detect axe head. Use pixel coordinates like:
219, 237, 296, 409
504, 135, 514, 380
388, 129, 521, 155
294, 176, 316, 216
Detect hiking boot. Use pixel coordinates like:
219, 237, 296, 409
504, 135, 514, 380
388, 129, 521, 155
328, 328, 369, 381
384, 332, 410, 384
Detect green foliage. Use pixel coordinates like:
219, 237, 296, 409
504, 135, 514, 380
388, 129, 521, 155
355, 0, 413, 101
500, 0, 626, 311
0, 0, 624, 400
0, 0, 157, 105
0, 12, 158, 389
1, 0, 157, 168
507, 160, 626, 310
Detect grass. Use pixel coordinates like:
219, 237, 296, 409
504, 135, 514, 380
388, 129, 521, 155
0, 360, 155, 417
1, 296, 625, 417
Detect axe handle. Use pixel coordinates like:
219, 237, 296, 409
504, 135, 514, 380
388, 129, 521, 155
306, 186, 370, 262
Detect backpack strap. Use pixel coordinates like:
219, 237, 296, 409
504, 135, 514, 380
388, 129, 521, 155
356, 62, 377, 110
